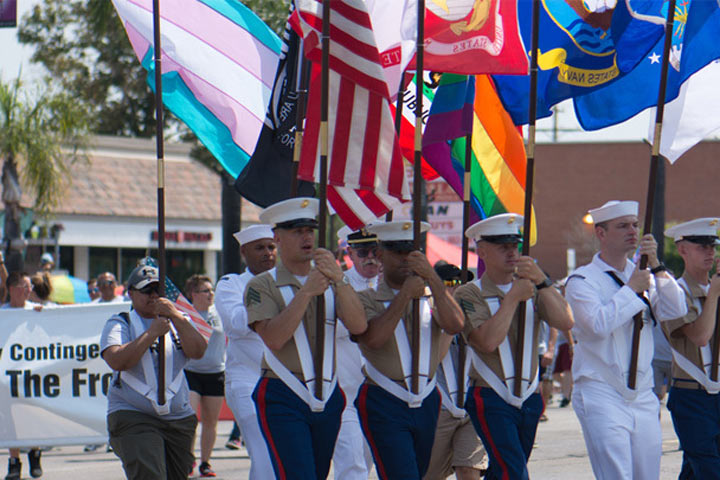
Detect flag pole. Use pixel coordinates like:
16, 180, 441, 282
629, 0, 677, 389
291, 56, 312, 197
514, 0, 541, 398
313, 0, 331, 401
388, 78, 406, 222
152, 0, 167, 406
457, 124, 473, 408
411, 0, 426, 396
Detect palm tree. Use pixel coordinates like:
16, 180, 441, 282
0, 76, 89, 273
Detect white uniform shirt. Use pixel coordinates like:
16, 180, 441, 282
565, 253, 686, 395
215, 271, 265, 385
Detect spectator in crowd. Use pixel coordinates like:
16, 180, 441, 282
87, 278, 101, 301
39, 252, 54, 273
184, 274, 226, 478
0, 251, 8, 303
3, 273, 43, 479
92, 272, 125, 303
29, 273, 55, 307
552, 330, 575, 408
2, 272, 39, 311
101, 264, 206, 479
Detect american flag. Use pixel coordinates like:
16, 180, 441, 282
293, 0, 409, 229
141, 258, 213, 340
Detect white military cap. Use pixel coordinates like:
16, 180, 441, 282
465, 213, 523, 243
259, 197, 319, 229
587, 200, 638, 224
337, 225, 378, 246
665, 218, 720, 245
233, 224, 274, 246
368, 220, 430, 251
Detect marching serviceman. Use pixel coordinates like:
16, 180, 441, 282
332, 226, 379, 479
215, 224, 277, 479
455, 213, 573, 480
355, 220, 465, 479
565, 200, 686, 480
245, 197, 367, 479
662, 218, 720, 478
424, 263, 487, 480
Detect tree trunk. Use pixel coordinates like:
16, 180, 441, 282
221, 173, 242, 275
2, 155, 25, 273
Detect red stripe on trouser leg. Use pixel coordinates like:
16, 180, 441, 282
357, 384, 388, 480
473, 387, 510, 480
256, 378, 287, 480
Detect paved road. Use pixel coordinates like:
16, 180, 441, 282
26, 398, 682, 479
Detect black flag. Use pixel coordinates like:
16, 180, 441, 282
235, 11, 314, 206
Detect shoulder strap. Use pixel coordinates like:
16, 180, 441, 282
605, 271, 656, 326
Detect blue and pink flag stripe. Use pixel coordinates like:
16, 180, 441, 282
112, 0, 282, 177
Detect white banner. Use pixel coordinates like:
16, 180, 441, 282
0, 302, 131, 448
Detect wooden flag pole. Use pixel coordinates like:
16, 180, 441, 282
291, 56, 312, 197
457, 126, 473, 408
514, 0, 541, 398
387, 78, 407, 222
630, 0, 677, 389
411, 0, 426, 395
313, 0, 331, 401
151, 0, 167, 406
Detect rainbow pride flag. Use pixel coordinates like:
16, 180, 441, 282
423, 73, 536, 244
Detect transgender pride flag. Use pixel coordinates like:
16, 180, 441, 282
112, 0, 282, 178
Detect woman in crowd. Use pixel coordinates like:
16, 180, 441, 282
184, 274, 226, 478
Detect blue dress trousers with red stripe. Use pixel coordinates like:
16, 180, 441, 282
355, 382, 441, 480
465, 386, 543, 480
253, 377, 345, 480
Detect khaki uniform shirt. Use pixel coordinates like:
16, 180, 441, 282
357, 280, 443, 386
662, 273, 712, 381
454, 275, 541, 389
245, 262, 335, 381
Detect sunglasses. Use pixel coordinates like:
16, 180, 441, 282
443, 279, 462, 287
98, 280, 116, 287
354, 247, 378, 258
137, 284, 159, 295
88, 287, 99, 294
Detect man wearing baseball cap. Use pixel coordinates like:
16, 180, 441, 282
215, 224, 277, 479
244, 197, 367, 479
662, 218, 720, 478
100, 264, 207, 479
354, 220, 465, 479
565, 200, 686, 479
454, 213, 573, 480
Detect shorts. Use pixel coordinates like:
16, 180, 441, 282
553, 344, 572, 374
184, 370, 225, 397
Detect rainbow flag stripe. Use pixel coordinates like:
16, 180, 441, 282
423, 74, 536, 243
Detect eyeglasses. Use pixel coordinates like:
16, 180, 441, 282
354, 247, 378, 258
137, 284, 159, 295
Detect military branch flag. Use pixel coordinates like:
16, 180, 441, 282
414, 0, 528, 75
293, 0, 410, 229
112, 0, 282, 178
492, 0, 665, 125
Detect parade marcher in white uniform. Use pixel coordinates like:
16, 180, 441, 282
662, 218, 720, 479
565, 200, 687, 480
332, 226, 378, 479
215, 224, 277, 479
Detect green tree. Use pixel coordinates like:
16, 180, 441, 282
0, 77, 90, 273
